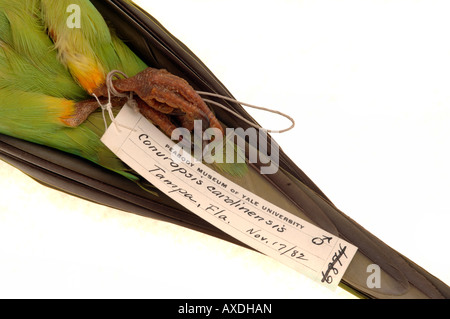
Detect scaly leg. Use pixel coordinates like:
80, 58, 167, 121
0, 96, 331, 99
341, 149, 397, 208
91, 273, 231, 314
92, 67, 224, 135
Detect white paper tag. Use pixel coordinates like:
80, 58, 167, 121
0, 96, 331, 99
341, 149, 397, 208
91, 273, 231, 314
101, 104, 357, 289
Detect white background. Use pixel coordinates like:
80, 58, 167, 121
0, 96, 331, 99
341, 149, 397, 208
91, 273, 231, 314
0, 0, 449, 298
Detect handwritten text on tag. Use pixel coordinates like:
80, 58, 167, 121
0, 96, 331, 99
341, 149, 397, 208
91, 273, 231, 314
101, 104, 357, 288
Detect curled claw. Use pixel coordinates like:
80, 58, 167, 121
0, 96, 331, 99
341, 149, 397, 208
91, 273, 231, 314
134, 97, 177, 138
92, 67, 224, 136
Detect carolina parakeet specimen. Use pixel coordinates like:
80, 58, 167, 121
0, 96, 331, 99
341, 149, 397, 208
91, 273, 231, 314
0, 0, 449, 299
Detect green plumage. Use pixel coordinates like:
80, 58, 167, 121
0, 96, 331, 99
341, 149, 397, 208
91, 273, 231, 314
40, 0, 147, 92
0, 2, 87, 99
0, 0, 140, 181
0, 88, 131, 179
0, 40, 87, 100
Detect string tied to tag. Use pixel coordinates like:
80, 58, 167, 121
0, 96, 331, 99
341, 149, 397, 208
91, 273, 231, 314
196, 91, 295, 134
93, 70, 295, 135
92, 70, 136, 132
